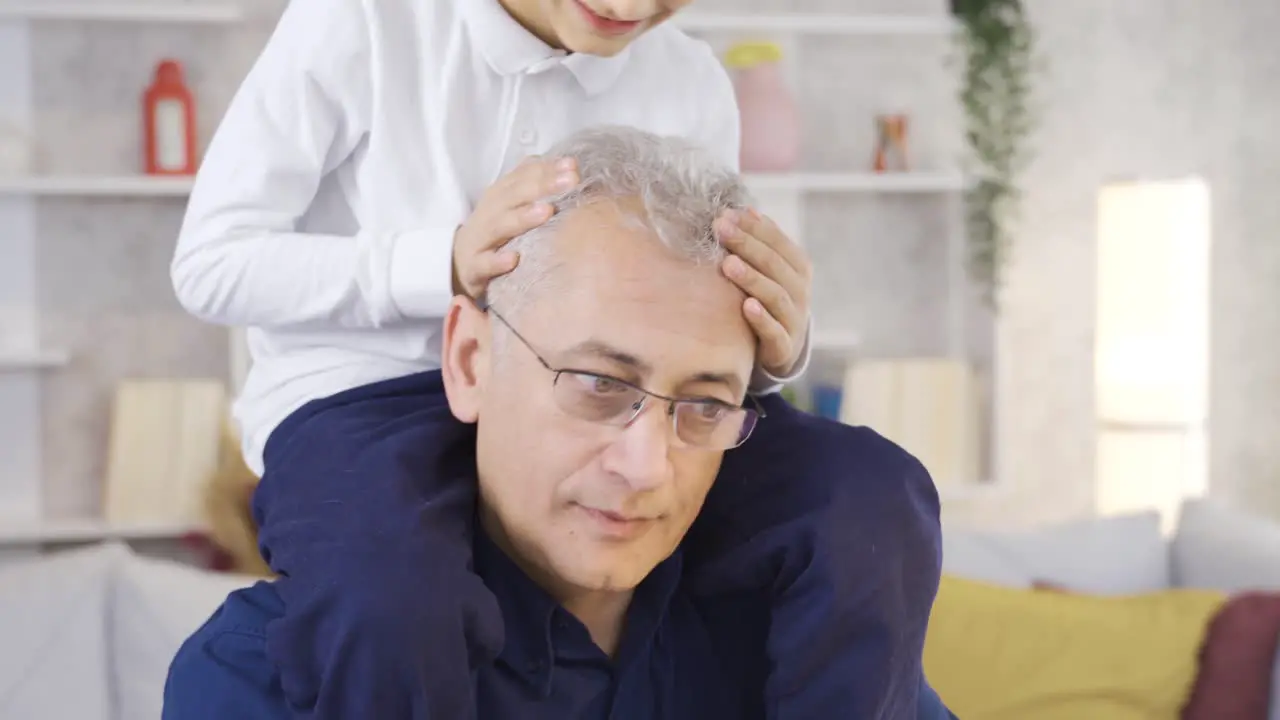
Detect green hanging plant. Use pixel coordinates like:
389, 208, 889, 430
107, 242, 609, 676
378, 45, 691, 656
952, 0, 1039, 309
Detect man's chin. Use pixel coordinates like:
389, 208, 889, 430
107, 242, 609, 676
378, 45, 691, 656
552, 550, 653, 594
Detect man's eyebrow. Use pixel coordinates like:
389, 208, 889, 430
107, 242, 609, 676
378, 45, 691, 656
563, 339, 652, 374
685, 372, 745, 398
563, 339, 746, 397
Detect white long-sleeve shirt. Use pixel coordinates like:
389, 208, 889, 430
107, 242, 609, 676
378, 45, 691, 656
173, 0, 807, 475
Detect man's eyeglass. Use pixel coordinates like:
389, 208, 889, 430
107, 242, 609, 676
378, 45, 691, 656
484, 305, 763, 450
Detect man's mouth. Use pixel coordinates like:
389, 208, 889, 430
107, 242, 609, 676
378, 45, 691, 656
572, 0, 644, 36
576, 504, 657, 538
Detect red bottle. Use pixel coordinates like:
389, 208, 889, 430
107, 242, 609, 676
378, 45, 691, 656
143, 59, 197, 175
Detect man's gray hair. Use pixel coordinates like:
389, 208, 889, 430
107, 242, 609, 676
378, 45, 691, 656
486, 125, 752, 316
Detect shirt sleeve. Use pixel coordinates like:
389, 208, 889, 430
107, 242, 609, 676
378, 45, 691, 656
748, 320, 813, 395
688, 48, 814, 395
691, 44, 742, 174
170, 0, 456, 330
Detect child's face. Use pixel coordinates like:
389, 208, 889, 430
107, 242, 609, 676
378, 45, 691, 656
536, 0, 693, 56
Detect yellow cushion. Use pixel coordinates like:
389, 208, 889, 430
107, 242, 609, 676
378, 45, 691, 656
924, 574, 1225, 720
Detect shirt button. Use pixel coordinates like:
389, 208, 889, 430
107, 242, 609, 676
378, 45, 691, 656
518, 128, 537, 145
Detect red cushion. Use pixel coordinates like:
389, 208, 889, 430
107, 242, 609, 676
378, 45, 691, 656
1182, 591, 1280, 720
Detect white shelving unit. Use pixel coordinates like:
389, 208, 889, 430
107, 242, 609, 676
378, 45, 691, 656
746, 171, 966, 194
0, 4, 244, 549
0, 518, 201, 546
0, 1, 242, 23
0, 174, 195, 197
674, 13, 957, 36
0, 6, 1001, 524
0, 348, 71, 370
810, 332, 861, 354
937, 480, 1008, 503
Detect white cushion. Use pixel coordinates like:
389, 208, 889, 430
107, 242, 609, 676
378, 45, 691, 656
110, 551, 258, 720
1173, 497, 1280, 592
943, 511, 1170, 594
0, 542, 124, 720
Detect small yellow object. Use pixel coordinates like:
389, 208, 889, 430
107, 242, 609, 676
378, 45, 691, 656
723, 41, 784, 69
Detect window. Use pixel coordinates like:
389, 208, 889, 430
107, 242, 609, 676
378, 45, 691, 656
1094, 178, 1210, 529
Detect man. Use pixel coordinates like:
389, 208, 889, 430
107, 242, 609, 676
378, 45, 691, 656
172, 0, 908, 712
164, 126, 953, 718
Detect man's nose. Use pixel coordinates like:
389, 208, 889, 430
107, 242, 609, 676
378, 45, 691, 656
601, 404, 673, 492
597, 0, 660, 21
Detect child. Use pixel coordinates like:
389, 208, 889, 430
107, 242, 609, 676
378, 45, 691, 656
172, 0, 944, 717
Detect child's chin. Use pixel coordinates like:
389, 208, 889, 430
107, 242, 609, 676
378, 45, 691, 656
564, 35, 635, 57
558, 20, 647, 56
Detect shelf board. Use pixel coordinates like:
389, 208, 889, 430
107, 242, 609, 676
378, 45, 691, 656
0, 1, 242, 23
938, 481, 1007, 502
0, 518, 203, 544
0, 348, 70, 370
745, 171, 967, 194
811, 332, 861, 351
674, 13, 957, 36
0, 174, 194, 197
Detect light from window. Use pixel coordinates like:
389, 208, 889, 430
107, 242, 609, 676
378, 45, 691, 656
1094, 178, 1210, 527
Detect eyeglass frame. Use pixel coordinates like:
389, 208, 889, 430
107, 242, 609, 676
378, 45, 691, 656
480, 302, 765, 450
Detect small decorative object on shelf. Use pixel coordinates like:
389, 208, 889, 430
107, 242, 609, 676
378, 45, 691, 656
724, 41, 800, 173
808, 345, 857, 421
143, 59, 198, 176
872, 114, 910, 172
811, 385, 843, 421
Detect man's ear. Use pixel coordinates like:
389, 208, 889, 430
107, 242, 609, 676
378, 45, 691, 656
440, 295, 490, 424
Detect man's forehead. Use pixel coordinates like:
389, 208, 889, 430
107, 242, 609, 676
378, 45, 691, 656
542, 208, 734, 312
525, 205, 755, 390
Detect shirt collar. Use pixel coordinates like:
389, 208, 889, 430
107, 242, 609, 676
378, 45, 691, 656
472, 524, 684, 693
461, 0, 631, 95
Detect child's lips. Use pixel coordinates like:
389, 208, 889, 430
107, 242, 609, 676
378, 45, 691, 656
573, 0, 644, 35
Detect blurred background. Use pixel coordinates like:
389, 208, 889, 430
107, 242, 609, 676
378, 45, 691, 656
1, 0, 1277, 718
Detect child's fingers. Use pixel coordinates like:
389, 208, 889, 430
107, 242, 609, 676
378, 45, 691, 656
475, 249, 520, 282
484, 202, 553, 249
721, 254, 796, 328
508, 157, 578, 206
735, 208, 812, 278
716, 217, 805, 308
742, 298, 792, 370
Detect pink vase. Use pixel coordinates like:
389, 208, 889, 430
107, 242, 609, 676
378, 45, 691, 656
733, 63, 801, 172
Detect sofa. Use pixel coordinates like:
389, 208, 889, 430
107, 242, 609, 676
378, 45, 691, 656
933, 496, 1280, 719
3, 496, 1279, 719
0, 542, 256, 720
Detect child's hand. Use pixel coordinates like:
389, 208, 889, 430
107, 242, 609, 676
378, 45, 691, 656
452, 157, 580, 300
715, 208, 813, 376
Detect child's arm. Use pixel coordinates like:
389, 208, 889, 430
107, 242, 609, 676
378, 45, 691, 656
171, 0, 451, 331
